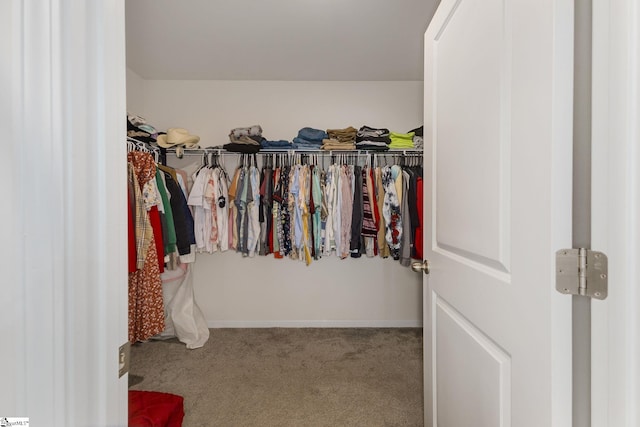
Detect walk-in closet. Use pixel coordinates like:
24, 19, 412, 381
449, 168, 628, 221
124, 1, 437, 425
8, 0, 638, 425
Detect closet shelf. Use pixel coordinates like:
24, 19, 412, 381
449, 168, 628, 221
163, 147, 424, 156
127, 138, 423, 159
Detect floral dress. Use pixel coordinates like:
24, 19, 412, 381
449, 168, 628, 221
127, 151, 165, 343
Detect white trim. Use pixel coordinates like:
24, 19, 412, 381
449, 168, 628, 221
1, 0, 26, 415
3, 1, 128, 424
550, 1, 575, 427
208, 320, 423, 328
591, 0, 640, 425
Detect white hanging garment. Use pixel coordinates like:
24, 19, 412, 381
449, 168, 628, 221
155, 264, 209, 349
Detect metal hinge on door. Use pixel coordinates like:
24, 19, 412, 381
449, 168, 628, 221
556, 248, 608, 299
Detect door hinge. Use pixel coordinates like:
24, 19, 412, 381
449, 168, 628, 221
556, 248, 608, 299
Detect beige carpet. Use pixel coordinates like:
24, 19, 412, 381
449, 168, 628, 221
129, 328, 424, 427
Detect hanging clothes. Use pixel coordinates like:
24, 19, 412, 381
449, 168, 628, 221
399, 168, 412, 266
349, 165, 363, 258
176, 150, 423, 268
128, 181, 138, 273
126, 139, 210, 348
157, 164, 196, 257
382, 165, 402, 260
311, 165, 323, 260
375, 166, 390, 258
127, 151, 165, 343
188, 165, 211, 253
414, 175, 424, 260
187, 159, 231, 254
258, 163, 271, 256
247, 164, 261, 257
361, 166, 378, 258
156, 170, 177, 259
157, 264, 210, 349
214, 166, 230, 252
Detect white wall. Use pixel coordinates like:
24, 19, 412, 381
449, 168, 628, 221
193, 252, 422, 327
137, 79, 424, 327
142, 80, 423, 145
126, 67, 146, 116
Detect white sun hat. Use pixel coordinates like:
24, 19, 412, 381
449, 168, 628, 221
157, 128, 200, 148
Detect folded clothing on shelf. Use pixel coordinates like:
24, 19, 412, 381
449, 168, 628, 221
230, 125, 263, 139
275, 127, 324, 150
408, 126, 424, 149
292, 138, 323, 150
327, 126, 357, 143
356, 125, 391, 140
261, 139, 295, 149
297, 127, 328, 142
223, 142, 261, 153
321, 139, 356, 150
355, 125, 391, 151
408, 125, 423, 137
225, 125, 263, 153
127, 114, 159, 144
229, 134, 262, 145
388, 131, 415, 149
354, 141, 390, 151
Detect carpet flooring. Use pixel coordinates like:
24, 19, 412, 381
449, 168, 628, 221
129, 328, 424, 427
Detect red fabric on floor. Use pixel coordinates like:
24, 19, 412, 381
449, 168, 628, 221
129, 390, 184, 427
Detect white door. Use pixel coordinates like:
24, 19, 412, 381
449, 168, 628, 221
422, 0, 574, 426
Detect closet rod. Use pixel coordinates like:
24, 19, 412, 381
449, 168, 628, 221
127, 137, 161, 161
126, 138, 423, 157
164, 148, 423, 156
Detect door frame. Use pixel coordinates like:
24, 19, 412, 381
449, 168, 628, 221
591, 0, 640, 425
3, 1, 128, 424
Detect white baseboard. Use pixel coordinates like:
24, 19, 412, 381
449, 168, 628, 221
207, 320, 423, 328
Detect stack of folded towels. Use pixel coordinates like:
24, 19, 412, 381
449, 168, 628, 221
292, 127, 328, 150
322, 126, 357, 150
388, 131, 416, 149
224, 125, 263, 153
355, 126, 391, 151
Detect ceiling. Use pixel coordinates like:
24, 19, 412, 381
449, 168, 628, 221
125, 0, 439, 81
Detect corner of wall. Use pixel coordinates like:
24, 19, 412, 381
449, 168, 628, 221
126, 67, 146, 116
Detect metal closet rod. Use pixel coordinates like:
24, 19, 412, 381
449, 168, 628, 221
127, 137, 159, 152
126, 138, 422, 157
127, 137, 423, 161
127, 136, 423, 156
127, 137, 161, 162
163, 147, 423, 156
